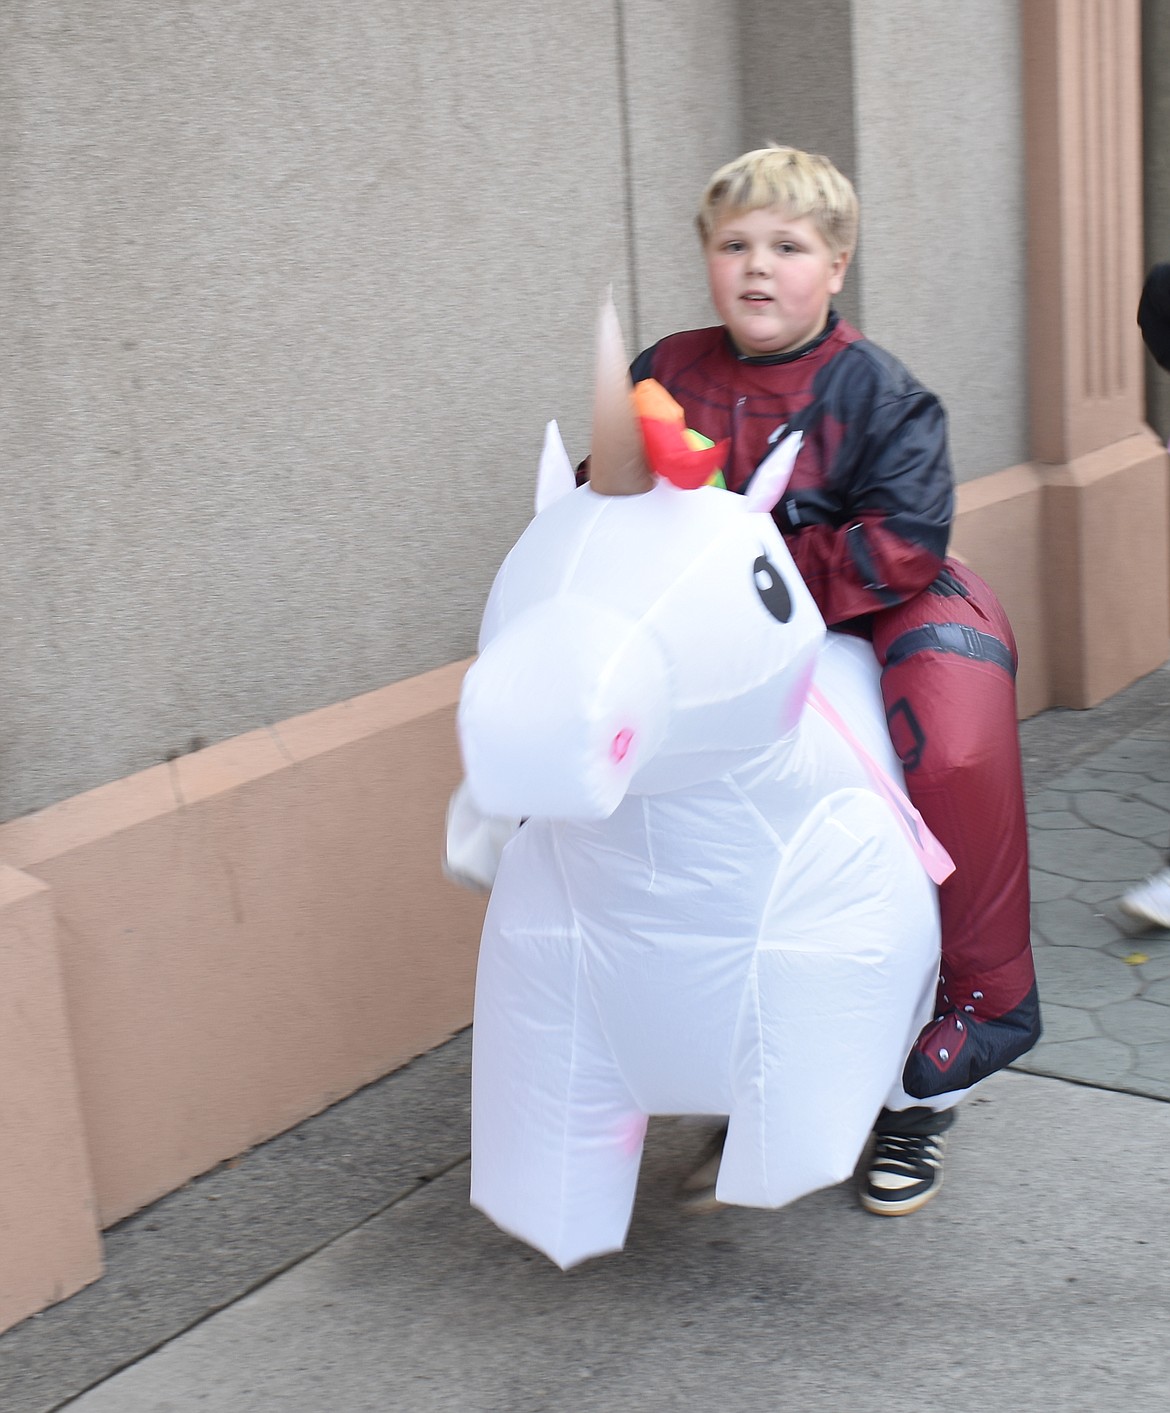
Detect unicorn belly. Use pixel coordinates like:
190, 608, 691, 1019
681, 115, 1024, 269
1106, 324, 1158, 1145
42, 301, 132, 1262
548, 785, 789, 1113
470, 773, 940, 1266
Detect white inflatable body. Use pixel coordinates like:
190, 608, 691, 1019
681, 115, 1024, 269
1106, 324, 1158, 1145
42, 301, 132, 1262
459, 433, 946, 1270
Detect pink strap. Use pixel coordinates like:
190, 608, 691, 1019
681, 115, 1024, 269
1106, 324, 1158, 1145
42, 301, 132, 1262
806, 685, 955, 886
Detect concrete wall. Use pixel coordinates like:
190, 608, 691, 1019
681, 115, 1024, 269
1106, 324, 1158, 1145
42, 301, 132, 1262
623, 0, 742, 347
737, 0, 862, 331
0, 1, 637, 823
851, 1, 1029, 483
737, 0, 1030, 483
1, 0, 1039, 824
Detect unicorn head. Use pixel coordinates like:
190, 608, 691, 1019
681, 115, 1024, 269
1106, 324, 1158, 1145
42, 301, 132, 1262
458, 297, 825, 820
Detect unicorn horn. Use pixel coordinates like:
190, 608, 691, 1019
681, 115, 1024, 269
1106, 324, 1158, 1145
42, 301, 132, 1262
589, 291, 654, 496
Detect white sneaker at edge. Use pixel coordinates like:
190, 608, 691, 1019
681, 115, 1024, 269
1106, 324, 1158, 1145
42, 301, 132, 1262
1119, 867, 1170, 929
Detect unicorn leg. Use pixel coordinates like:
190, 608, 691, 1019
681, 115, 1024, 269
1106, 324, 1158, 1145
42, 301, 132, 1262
470, 826, 645, 1270
716, 789, 940, 1210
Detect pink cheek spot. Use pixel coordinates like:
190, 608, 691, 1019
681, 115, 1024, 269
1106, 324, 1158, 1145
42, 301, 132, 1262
617, 1113, 649, 1156
610, 728, 635, 764
777, 659, 818, 735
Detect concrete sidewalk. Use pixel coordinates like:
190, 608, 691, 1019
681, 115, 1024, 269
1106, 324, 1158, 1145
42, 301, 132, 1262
3, 666, 1169, 1413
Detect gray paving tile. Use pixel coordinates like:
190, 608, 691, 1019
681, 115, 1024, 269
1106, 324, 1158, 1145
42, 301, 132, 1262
1081, 739, 1170, 781
1028, 825, 1163, 881
1031, 897, 1124, 948
1032, 946, 1141, 1008
1127, 1075, 1170, 1099
1135, 779, 1170, 815
1115, 919, 1170, 949
1113, 932, 1170, 966
1095, 1000, 1170, 1046
1138, 950, 1170, 980
1026, 789, 1070, 814
1019, 663, 1170, 789
1036, 1002, 1098, 1043
1011, 1059, 1169, 1103
1027, 809, 1082, 830
1073, 789, 1170, 841
1030, 868, 1080, 902
1013, 1037, 1135, 1085
1132, 1044, 1170, 1087
1101, 937, 1169, 969
1072, 879, 1132, 906
1043, 768, 1150, 793
1145, 978, 1170, 1004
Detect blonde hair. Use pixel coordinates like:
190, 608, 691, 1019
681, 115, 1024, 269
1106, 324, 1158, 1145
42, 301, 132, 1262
696, 145, 859, 259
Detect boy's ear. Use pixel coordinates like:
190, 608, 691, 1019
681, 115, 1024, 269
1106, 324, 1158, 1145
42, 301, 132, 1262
829, 248, 850, 296
743, 431, 803, 513
535, 420, 576, 513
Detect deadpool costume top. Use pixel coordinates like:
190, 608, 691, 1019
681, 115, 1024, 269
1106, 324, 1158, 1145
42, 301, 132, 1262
628, 310, 952, 632
627, 310, 1040, 1099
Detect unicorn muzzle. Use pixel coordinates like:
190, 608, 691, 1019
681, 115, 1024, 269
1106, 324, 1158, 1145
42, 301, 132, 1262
458, 596, 669, 820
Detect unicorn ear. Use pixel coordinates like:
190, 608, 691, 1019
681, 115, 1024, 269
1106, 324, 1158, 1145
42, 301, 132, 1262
535, 420, 577, 513
742, 430, 803, 513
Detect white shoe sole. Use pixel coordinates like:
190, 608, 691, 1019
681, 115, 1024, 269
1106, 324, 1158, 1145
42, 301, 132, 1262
860, 1173, 943, 1216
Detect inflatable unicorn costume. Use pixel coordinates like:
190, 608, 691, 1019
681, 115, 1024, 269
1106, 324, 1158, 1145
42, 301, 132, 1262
453, 300, 957, 1269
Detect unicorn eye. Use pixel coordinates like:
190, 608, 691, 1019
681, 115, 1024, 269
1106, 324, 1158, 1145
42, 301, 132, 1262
753, 554, 793, 622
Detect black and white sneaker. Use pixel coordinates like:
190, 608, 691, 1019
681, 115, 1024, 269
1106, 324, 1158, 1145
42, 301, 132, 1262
861, 1128, 946, 1216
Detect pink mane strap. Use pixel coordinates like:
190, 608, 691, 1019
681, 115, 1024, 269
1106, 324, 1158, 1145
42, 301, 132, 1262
806, 685, 955, 886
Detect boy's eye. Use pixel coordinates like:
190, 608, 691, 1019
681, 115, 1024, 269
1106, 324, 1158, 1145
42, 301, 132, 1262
776, 242, 798, 255
722, 240, 745, 253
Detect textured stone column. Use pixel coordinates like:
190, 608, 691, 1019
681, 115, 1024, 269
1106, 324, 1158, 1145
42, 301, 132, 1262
1024, 0, 1169, 706
1026, 0, 1145, 459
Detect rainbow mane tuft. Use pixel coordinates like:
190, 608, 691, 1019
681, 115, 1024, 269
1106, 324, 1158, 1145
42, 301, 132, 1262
633, 380, 730, 490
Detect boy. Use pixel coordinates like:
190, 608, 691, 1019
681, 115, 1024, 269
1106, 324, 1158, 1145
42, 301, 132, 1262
599, 145, 1040, 1215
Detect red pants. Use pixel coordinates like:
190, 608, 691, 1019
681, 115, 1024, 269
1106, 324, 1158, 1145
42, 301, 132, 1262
871, 562, 1040, 1096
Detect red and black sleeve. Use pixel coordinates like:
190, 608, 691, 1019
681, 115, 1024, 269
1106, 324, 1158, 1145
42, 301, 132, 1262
781, 371, 953, 628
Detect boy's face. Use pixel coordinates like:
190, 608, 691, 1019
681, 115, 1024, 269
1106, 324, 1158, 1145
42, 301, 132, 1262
705, 206, 848, 358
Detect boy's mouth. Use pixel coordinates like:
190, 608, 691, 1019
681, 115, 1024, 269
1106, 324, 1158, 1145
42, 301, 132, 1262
742, 292, 773, 303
